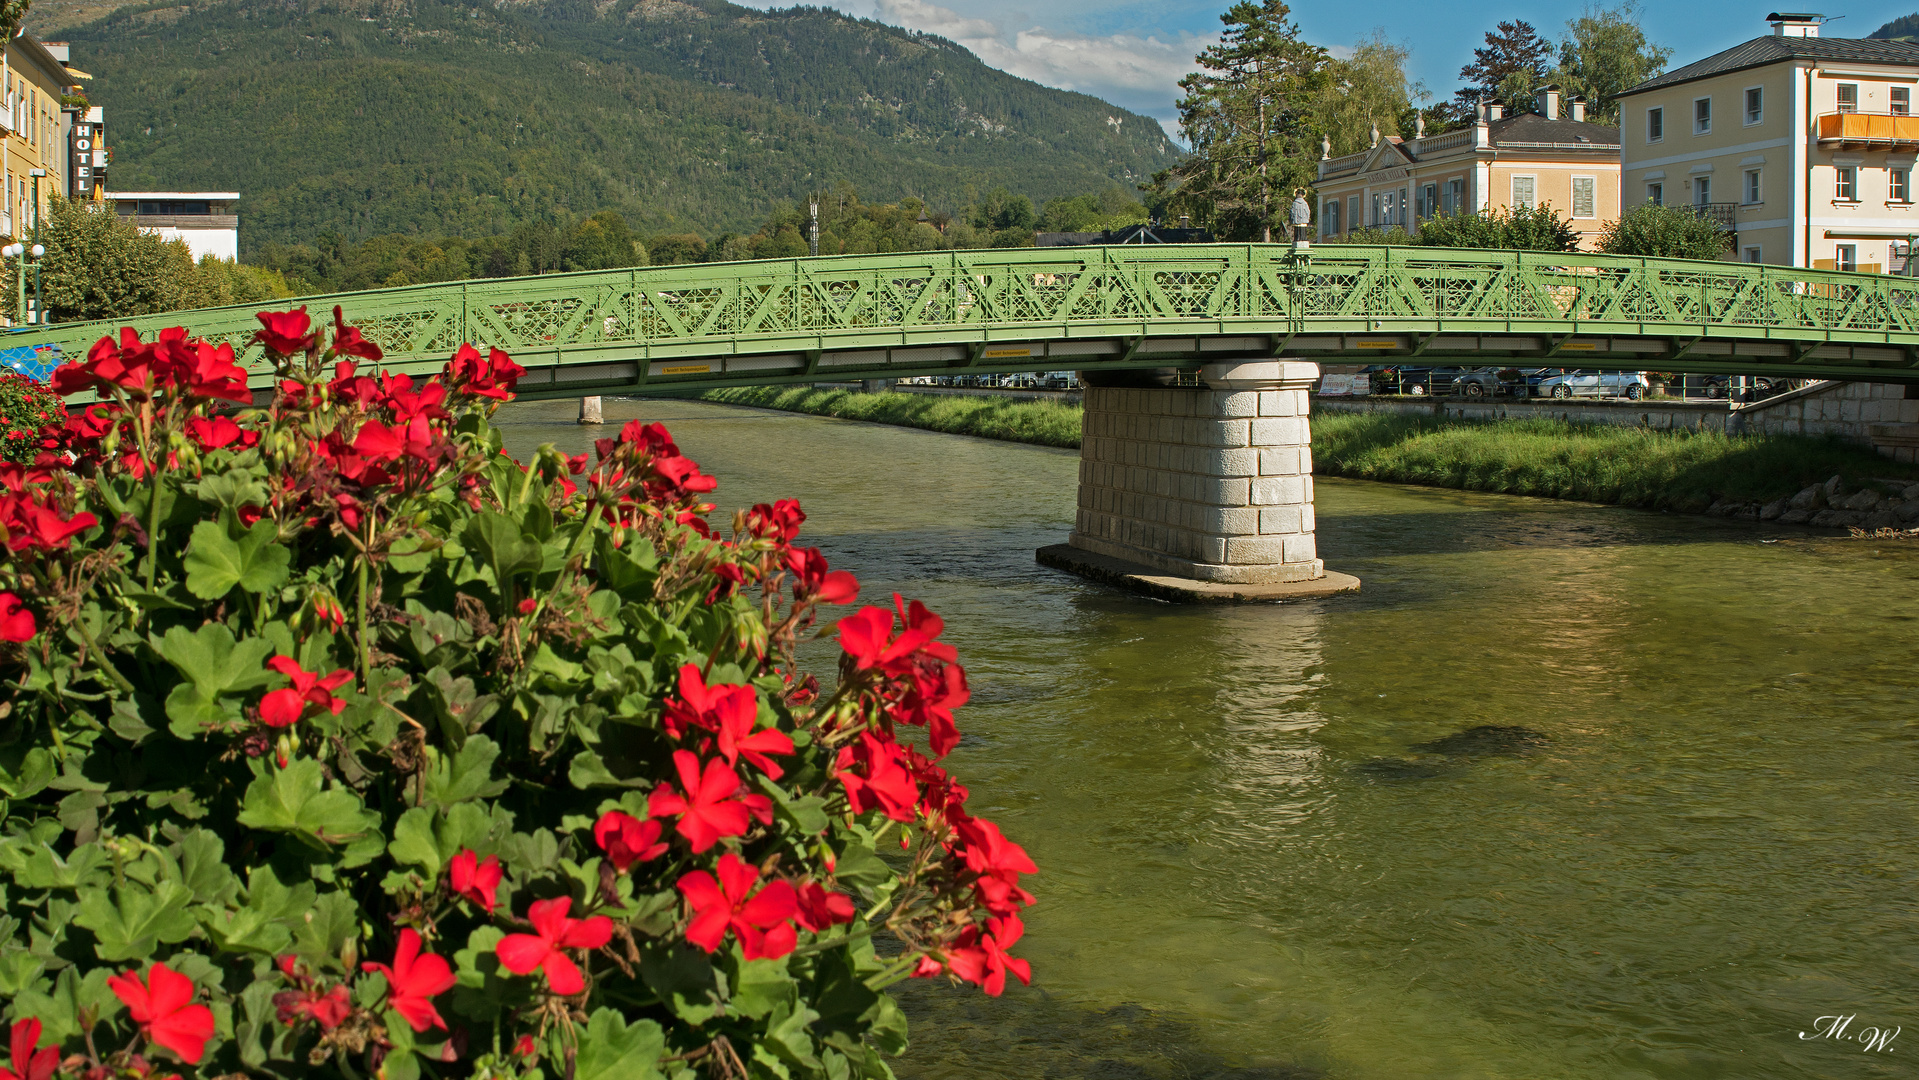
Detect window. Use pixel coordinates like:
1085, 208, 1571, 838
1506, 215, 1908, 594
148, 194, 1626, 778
1895, 87, 1912, 116
1836, 244, 1857, 271
1418, 183, 1436, 221
1744, 169, 1762, 204
1512, 175, 1536, 208
1694, 175, 1712, 205
1323, 199, 1340, 235
1347, 196, 1359, 233
1647, 182, 1664, 206
1837, 83, 1859, 113
1836, 167, 1857, 201
1746, 87, 1763, 125
1648, 106, 1664, 142
1572, 176, 1596, 218
1744, 246, 1763, 263
1441, 178, 1464, 216
1694, 96, 1711, 134
1894, 168, 1911, 203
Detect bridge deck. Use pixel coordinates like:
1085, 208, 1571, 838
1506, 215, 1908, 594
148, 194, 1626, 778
14, 245, 1919, 398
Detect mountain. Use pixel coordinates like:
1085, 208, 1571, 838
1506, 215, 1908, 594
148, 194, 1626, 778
1868, 13, 1919, 39
42, 0, 1178, 255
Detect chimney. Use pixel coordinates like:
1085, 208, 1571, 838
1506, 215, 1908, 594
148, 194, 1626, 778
1768, 12, 1822, 37
1488, 102, 1505, 121
1178, 214, 1191, 229
1571, 96, 1587, 122
1534, 84, 1560, 120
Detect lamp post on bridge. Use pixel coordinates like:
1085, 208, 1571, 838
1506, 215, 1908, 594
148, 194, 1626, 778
2, 241, 42, 326
28, 168, 42, 325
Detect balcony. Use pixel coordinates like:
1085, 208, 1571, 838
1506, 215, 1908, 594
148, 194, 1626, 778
1816, 111, 1919, 148
1683, 202, 1738, 230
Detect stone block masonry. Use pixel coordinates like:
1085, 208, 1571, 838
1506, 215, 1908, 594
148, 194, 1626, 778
1067, 362, 1324, 584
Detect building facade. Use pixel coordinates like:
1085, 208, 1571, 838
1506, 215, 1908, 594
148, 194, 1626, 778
106, 192, 241, 262
1, 30, 89, 240
1315, 87, 1622, 248
1618, 13, 1919, 269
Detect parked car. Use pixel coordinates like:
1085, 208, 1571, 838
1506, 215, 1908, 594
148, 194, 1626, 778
1040, 371, 1077, 389
1692, 374, 1792, 402
1448, 367, 1505, 398
1536, 369, 1650, 400
1365, 366, 1472, 396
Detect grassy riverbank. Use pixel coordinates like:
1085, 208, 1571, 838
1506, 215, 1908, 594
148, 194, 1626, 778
696, 387, 1919, 510
1312, 412, 1919, 512
698, 386, 1082, 448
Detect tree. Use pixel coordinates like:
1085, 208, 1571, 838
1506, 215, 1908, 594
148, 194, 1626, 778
647, 232, 708, 264
1553, 4, 1672, 125
1415, 204, 1580, 251
0, 0, 30, 37
1598, 201, 1732, 259
19, 197, 191, 322
1455, 20, 1554, 115
1314, 30, 1416, 156
1176, 0, 1328, 241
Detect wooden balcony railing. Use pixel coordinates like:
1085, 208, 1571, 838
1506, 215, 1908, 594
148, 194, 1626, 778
1816, 111, 1919, 147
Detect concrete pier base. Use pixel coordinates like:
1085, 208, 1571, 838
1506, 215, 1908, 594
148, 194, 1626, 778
578, 396, 604, 425
1039, 360, 1358, 602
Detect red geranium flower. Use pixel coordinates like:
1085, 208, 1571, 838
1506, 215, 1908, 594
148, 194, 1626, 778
272, 981, 351, 1032
106, 962, 217, 1064
2, 497, 97, 552
496, 897, 613, 996
835, 731, 919, 823
331, 306, 384, 362
793, 882, 856, 933
1, 1018, 58, 1080
447, 849, 503, 914
169, 339, 251, 403
593, 810, 667, 872
663, 666, 794, 778
944, 914, 1032, 997
260, 656, 352, 728
254, 307, 317, 356
647, 750, 773, 852
786, 546, 859, 605
0, 592, 34, 642
361, 928, 456, 1032
676, 852, 799, 959
184, 415, 259, 451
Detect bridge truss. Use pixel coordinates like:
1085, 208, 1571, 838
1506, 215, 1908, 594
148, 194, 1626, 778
15, 245, 1919, 398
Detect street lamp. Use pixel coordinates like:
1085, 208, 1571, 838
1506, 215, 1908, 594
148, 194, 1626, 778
3, 242, 44, 326
28, 169, 44, 326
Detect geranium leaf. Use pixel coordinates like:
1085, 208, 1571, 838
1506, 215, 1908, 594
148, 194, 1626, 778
728, 956, 795, 1020
75, 881, 198, 961
290, 890, 359, 969
154, 623, 276, 737
183, 518, 292, 600
235, 759, 381, 850
388, 808, 442, 876
573, 1008, 665, 1080
421, 736, 509, 810
640, 944, 725, 1027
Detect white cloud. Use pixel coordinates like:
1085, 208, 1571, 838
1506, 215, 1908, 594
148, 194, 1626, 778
871, 0, 1210, 141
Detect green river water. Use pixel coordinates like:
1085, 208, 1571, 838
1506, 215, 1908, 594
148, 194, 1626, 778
499, 398, 1919, 1080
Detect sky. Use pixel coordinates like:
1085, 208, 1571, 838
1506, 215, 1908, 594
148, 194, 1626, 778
733, 2, 1919, 140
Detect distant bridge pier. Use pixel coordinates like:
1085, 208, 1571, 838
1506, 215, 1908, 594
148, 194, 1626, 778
578, 396, 603, 425
1037, 361, 1360, 603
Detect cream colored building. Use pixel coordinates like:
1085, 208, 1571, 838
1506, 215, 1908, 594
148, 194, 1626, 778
1, 30, 86, 240
1618, 13, 1919, 269
1315, 87, 1622, 248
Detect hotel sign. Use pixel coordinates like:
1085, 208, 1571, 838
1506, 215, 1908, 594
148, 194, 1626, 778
68, 121, 100, 199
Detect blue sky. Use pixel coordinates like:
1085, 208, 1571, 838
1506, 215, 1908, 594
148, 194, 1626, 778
734, 2, 1919, 139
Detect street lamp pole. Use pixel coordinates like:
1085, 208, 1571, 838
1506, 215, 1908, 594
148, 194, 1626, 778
28, 169, 43, 325
4, 243, 22, 327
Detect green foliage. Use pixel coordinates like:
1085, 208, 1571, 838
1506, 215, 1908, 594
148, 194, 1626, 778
1553, 3, 1672, 125
0, 311, 1035, 1080
1414, 204, 1580, 252
71, 0, 1177, 252
7, 198, 289, 321
1325, 225, 1415, 245
1454, 20, 1555, 116
0, 372, 63, 461
1036, 187, 1151, 233
1598, 201, 1732, 260
1313, 31, 1416, 156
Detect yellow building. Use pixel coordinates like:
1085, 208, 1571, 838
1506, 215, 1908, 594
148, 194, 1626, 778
1, 30, 88, 240
1315, 86, 1622, 248
1618, 13, 1919, 269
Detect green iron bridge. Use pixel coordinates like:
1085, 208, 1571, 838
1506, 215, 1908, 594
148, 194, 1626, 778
16, 244, 1919, 399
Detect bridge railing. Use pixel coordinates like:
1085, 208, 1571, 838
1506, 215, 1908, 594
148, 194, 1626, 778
11, 246, 1919, 379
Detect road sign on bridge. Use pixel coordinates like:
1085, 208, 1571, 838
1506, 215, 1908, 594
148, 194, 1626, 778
15, 245, 1919, 397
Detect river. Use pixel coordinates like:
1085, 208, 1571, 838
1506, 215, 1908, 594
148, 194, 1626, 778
498, 397, 1919, 1080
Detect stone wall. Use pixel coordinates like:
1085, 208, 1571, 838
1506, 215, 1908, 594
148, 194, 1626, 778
1071, 384, 1320, 583
1731, 380, 1919, 461
1714, 473, 1919, 528
1314, 394, 1733, 431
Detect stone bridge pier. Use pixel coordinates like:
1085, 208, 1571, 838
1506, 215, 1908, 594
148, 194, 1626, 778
1036, 360, 1361, 603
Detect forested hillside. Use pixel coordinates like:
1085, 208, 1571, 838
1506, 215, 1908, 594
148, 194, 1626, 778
52, 0, 1176, 255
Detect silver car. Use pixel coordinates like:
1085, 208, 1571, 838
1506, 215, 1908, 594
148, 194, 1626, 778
1537, 369, 1650, 400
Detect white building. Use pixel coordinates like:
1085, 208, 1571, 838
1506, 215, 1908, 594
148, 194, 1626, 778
105, 190, 239, 261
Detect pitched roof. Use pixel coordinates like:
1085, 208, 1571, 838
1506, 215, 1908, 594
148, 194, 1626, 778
1622, 35, 1919, 97
1487, 113, 1619, 146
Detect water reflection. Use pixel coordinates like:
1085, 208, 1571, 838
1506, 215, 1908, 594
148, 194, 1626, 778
499, 398, 1919, 1080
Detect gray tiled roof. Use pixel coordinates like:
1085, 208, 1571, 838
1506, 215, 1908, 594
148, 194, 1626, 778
1622, 35, 1919, 96
1488, 113, 1620, 146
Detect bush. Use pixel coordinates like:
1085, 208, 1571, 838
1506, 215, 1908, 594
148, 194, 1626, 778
0, 308, 1033, 1080
1325, 225, 1415, 245
1597, 201, 1732, 260
1414, 203, 1580, 252
0, 373, 64, 462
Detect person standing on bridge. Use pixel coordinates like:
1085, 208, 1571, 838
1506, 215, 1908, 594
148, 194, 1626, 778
1290, 188, 1312, 247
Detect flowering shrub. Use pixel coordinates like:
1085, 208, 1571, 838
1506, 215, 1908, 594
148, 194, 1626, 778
0, 373, 65, 463
0, 307, 1033, 1080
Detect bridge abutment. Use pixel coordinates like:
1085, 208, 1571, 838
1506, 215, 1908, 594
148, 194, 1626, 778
1037, 361, 1359, 603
